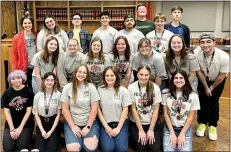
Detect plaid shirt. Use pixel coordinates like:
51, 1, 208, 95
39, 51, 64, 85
67, 28, 92, 54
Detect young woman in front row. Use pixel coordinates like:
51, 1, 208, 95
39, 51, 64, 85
128, 65, 161, 151
97, 66, 132, 151
162, 70, 200, 151
61, 64, 100, 152
33, 72, 61, 152
2, 70, 34, 152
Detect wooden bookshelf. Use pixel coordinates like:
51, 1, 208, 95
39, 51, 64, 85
33, 1, 154, 33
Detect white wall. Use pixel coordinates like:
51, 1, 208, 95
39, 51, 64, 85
155, 1, 230, 38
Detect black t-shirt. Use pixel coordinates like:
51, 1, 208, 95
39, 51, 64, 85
1, 86, 34, 128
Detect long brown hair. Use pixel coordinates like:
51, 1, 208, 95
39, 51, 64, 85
102, 66, 121, 93
40, 72, 58, 92
43, 15, 61, 35
71, 64, 92, 103
40, 36, 59, 66
169, 70, 192, 100
137, 65, 155, 107
165, 34, 188, 72
87, 37, 105, 62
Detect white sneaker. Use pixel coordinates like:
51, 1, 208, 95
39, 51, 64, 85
196, 123, 206, 137
31, 149, 39, 152
208, 126, 217, 140
20, 149, 29, 152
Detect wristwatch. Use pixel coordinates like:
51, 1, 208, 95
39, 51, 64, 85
87, 125, 91, 129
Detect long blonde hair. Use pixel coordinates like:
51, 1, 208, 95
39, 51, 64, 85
71, 64, 92, 103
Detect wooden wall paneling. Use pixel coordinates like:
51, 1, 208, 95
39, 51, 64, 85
47, 1, 67, 7
81, 22, 101, 34
16, 1, 24, 32
1, 1, 16, 38
69, 1, 101, 7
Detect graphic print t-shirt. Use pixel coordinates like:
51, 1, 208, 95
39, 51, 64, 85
1, 87, 34, 128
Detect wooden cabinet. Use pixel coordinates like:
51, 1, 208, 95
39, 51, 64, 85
32, 1, 154, 34
1, 38, 12, 94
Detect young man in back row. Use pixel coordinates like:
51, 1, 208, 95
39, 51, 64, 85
165, 6, 191, 48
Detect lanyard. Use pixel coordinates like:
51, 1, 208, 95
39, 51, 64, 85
44, 91, 53, 116
155, 30, 165, 52
203, 50, 215, 78
173, 57, 181, 70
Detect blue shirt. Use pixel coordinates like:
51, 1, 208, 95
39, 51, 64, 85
168, 24, 184, 37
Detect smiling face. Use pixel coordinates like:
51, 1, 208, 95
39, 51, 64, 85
154, 18, 165, 30
68, 39, 79, 53
91, 40, 101, 54
72, 14, 82, 26
44, 75, 55, 90
173, 73, 185, 89
47, 39, 58, 54
100, 15, 110, 26
105, 69, 116, 87
22, 18, 33, 31
116, 39, 127, 53
138, 68, 150, 86
45, 17, 56, 30
137, 5, 147, 17
171, 36, 183, 53
76, 66, 87, 83
11, 76, 23, 88
139, 41, 152, 57
199, 39, 215, 55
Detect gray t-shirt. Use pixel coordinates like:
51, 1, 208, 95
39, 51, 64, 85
34, 51, 56, 78
25, 33, 36, 69
128, 81, 162, 125
108, 53, 132, 83
81, 55, 112, 88
37, 29, 69, 53
163, 53, 200, 77
132, 51, 167, 81
57, 51, 85, 90
92, 26, 118, 54
61, 83, 100, 126
33, 91, 61, 117
115, 29, 145, 56
98, 86, 132, 123
161, 89, 200, 127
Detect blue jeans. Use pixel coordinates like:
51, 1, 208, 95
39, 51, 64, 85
100, 119, 129, 152
191, 76, 198, 92
163, 124, 192, 151
32, 76, 39, 94
64, 120, 99, 152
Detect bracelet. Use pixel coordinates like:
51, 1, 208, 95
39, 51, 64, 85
148, 128, 154, 131
10, 129, 15, 132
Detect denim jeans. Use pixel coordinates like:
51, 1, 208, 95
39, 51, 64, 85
191, 76, 198, 92
64, 119, 99, 152
163, 124, 192, 151
100, 119, 129, 152
32, 76, 39, 94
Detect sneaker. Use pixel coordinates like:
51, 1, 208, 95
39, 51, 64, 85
20, 149, 29, 152
208, 126, 217, 140
196, 123, 206, 137
31, 149, 39, 152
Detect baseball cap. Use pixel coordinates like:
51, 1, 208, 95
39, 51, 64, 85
199, 32, 215, 41
124, 14, 135, 22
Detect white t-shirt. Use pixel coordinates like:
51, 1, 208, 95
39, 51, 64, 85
115, 29, 145, 56
98, 86, 132, 123
33, 91, 61, 117
60, 83, 100, 126
92, 26, 118, 54
161, 89, 200, 127
194, 47, 230, 81
146, 29, 174, 55
128, 81, 162, 125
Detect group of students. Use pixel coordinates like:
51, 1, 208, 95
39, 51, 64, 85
2, 3, 229, 152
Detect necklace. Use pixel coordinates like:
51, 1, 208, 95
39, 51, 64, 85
203, 50, 215, 80
44, 90, 53, 122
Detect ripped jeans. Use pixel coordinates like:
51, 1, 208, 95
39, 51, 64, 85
163, 124, 192, 151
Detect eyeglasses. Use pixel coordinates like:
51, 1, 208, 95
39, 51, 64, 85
73, 18, 81, 20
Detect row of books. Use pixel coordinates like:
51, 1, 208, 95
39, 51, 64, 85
36, 8, 135, 21
36, 9, 68, 20
110, 22, 124, 31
